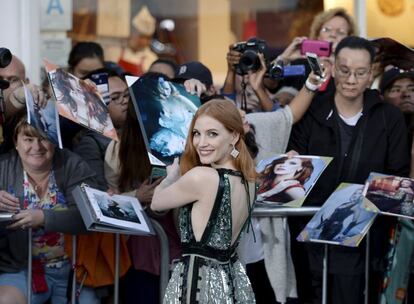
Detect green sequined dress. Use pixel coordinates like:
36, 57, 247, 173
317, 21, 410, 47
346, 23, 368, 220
163, 168, 256, 304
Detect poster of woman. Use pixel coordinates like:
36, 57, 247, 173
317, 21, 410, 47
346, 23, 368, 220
363, 172, 414, 219
256, 154, 332, 207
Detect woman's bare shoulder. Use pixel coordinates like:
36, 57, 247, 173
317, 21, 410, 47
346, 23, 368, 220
181, 167, 219, 186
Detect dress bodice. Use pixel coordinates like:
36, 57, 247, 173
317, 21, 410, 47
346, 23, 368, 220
179, 168, 249, 258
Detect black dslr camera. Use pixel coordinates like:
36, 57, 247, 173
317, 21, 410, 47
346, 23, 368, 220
232, 38, 267, 75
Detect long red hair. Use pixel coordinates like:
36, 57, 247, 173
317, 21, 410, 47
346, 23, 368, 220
180, 99, 256, 182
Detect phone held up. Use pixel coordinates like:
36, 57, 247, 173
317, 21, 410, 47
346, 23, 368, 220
301, 39, 332, 57
306, 52, 325, 78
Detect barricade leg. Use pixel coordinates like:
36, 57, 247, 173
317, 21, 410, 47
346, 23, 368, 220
150, 219, 170, 303
364, 232, 370, 304
322, 244, 328, 304
114, 233, 120, 304
71, 235, 77, 304
27, 228, 32, 304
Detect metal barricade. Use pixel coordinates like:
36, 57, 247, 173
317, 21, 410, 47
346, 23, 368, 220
150, 218, 170, 303
252, 207, 370, 304
26, 220, 170, 304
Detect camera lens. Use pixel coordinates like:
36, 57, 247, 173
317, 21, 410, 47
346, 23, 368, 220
239, 50, 260, 74
268, 60, 284, 79
0, 48, 12, 69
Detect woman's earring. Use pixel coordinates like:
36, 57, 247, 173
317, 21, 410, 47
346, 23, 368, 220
230, 144, 239, 159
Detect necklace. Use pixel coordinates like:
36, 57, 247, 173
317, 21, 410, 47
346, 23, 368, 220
28, 174, 50, 192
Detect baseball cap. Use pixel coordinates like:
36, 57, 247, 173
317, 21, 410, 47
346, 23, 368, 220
380, 67, 414, 93
176, 61, 213, 87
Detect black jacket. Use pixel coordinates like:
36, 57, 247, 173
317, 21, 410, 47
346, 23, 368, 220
288, 89, 409, 275
289, 89, 409, 206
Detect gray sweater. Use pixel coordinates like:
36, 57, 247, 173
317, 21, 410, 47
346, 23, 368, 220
0, 149, 97, 272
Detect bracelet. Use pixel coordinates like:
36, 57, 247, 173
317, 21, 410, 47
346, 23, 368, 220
305, 78, 319, 92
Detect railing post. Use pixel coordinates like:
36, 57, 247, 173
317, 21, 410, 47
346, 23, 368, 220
365, 232, 370, 304
150, 219, 170, 303
114, 233, 120, 304
71, 235, 77, 304
322, 244, 328, 304
27, 228, 32, 304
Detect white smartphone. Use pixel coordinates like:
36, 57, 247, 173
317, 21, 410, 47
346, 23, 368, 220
306, 52, 325, 78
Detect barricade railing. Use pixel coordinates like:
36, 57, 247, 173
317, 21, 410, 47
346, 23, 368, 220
252, 207, 370, 304
26, 218, 171, 304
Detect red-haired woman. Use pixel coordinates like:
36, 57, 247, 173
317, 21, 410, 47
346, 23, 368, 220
151, 99, 257, 303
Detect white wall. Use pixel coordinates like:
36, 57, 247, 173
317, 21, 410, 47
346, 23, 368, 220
0, 0, 41, 84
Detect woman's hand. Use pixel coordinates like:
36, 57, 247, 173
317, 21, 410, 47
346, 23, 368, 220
165, 158, 181, 184
277, 37, 308, 64
136, 178, 163, 205
0, 190, 20, 213
8, 209, 45, 230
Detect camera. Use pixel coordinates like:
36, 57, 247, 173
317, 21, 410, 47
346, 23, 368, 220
0, 48, 11, 69
232, 38, 267, 75
0, 48, 12, 90
300, 39, 332, 57
267, 60, 306, 79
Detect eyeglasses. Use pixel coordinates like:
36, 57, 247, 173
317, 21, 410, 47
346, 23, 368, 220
109, 90, 130, 104
320, 26, 348, 37
335, 66, 371, 80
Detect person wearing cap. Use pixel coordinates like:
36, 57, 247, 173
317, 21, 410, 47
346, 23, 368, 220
379, 66, 414, 304
381, 67, 414, 114
117, 5, 158, 76
381, 67, 414, 176
175, 61, 217, 103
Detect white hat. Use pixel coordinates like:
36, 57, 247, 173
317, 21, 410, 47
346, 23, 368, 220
132, 5, 156, 36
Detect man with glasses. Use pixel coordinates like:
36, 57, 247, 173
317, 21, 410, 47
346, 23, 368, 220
288, 36, 409, 304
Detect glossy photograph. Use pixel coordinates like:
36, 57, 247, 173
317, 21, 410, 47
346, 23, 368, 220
129, 76, 201, 165
297, 183, 377, 247
84, 187, 151, 233
256, 155, 332, 207
25, 86, 62, 148
363, 172, 414, 219
45, 60, 118, 141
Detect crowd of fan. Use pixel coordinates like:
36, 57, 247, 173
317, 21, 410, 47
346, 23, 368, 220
0, 6, 413, 304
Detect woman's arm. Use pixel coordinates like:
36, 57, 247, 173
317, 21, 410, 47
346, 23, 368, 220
151, 166, 215, 211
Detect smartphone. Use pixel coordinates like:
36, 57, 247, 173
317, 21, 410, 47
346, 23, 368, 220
90, 72, 110, 105
301, 39, 332, 57
306, 52, 325, 78
149, 166, 167, 183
